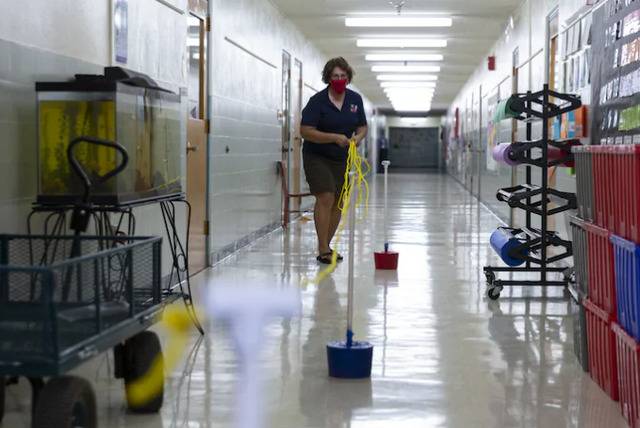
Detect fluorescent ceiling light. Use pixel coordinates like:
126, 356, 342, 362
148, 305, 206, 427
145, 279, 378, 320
384, 88, 434, 96
390, 97, 433, 105
400, 117, 428, 123
385, 88, 434, 95
346, 17, 452, 28
393, 106, 432, 112
381, 81, 437, 88
394, 107, 431, 113
357, 39, 447, 48
377, 74, 438, 81
366, 54, 444, 62
372, 65, 441, 73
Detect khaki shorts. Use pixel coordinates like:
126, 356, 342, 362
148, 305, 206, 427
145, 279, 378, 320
303, 151, 347, 195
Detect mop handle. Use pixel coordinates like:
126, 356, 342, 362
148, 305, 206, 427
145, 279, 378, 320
382, 161, 390, 252
346, 171, 358, 342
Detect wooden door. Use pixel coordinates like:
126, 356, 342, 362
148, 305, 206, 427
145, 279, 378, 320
186, 12, 208, 274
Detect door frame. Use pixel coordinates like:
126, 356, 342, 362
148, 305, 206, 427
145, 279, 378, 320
186, 2, 211, 271
291, 58, 303, 212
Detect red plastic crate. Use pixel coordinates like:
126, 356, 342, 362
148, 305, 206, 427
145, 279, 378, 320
592, 146, 615, 231
584, 221, 617, 316
613, 323, 640, 427
584, 298, 619, 400
618, 145, 640, 243
591, 145, 640, 242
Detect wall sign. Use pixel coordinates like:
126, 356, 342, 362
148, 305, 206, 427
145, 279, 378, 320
114, 0, 129, 64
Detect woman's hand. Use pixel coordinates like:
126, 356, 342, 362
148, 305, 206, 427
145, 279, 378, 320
335, 134, 351, 148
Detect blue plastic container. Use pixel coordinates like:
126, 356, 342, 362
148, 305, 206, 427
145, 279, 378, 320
611, 234, 640, 340
327, 340, 373, 379
490, 228, 529, 267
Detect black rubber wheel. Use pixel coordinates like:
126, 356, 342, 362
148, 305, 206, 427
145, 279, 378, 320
484, 271, 495, 285
0, 376, 5, 424
32, 376, 96, 428
123, 331, 163, 413
487, 288, 501, 301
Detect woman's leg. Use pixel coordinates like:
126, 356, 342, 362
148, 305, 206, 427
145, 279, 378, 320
314, 192, 335, 254
328, 197, 341, 247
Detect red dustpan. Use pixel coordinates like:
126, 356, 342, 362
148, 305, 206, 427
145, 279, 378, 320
374, 161, 398, 270
375, 244, 399, 270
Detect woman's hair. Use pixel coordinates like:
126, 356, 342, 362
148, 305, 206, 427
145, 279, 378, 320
322, 57, 354, 84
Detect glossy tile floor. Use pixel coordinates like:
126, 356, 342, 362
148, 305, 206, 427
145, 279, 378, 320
1, 173, 628, 428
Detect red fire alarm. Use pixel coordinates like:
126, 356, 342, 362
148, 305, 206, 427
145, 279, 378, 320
488, 56, 496, 71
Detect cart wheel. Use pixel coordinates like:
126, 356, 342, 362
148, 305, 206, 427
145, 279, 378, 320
484, 271, 495, 285
487, 287, 501, 301
0, 376, 5, 423
124, 331, 163, 413
32, 376, 96, 428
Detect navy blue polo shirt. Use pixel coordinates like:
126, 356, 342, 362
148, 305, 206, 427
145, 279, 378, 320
301, 87, 367, 161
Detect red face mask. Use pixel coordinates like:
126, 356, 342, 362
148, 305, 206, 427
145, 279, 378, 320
330, 79, 348, 94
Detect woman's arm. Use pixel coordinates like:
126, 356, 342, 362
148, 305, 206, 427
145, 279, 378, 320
353, 125, 368, 146
301, 126, 350, 147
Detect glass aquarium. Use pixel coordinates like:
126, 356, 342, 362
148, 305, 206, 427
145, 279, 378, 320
36, 67, 183, 205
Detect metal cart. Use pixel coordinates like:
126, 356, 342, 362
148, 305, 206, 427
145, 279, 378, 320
0, 137, 167, 427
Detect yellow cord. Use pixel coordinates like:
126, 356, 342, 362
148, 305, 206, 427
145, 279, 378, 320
126, 305, 195, 406
309, 140, 370, 285
128, 141, 370, 405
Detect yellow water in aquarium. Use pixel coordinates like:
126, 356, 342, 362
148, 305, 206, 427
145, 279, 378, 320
39, 100, 117, 195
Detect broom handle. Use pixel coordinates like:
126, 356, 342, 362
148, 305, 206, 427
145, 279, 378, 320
382, 161, 390, 251
347, 172, 357, 341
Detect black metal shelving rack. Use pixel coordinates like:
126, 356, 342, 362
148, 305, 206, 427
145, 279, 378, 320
484, 84, 582, 300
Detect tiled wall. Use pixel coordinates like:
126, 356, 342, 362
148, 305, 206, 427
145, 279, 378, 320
0, 39, 102, 234
445, 0, 590, 241
207, 0, 375, 261
0, 0, 376, 268
0, 0, 189, 277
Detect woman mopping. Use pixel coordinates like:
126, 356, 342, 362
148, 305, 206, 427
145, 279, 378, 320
300, 57, 368, 264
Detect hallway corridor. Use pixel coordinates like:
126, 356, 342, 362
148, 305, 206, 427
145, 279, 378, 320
2, 173, 626, 427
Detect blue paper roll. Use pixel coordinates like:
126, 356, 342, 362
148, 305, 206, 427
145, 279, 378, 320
490, 228, 528, 267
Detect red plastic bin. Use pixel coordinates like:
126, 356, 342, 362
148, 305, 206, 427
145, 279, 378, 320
584, 221, 617, 316
591, 145, 640, 241
617, 145, 640, 243
613, 323, 640, 427
584, 298, 619, 400
592, 146, 616, 232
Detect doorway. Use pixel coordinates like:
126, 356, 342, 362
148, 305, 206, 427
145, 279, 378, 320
186, 8, 208, 274
290, 58, 304, 213
388, 127, 440, 169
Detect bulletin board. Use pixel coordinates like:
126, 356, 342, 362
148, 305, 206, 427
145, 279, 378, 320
591, 0, 640, 145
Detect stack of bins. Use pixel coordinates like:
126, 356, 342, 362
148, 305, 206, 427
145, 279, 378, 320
583, 221, 618, 400
573, 147, 594, 222
573, 145, 620, 400
586, 144, 640, 425
612, 222, 640, 427
570, 216, 589, 372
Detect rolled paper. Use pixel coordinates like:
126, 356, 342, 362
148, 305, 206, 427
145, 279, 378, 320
494, 143, 520, 166
493, 143, 520, 166
490, 228, 529, 267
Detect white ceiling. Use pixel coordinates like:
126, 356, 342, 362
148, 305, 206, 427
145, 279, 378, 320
270, 0, 524, 112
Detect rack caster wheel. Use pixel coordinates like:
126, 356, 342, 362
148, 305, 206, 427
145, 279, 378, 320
484, 271, 495, 285
487, 287, 502, 301
563, 268, 575, 285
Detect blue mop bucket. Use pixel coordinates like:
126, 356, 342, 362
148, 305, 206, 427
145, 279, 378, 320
490, 228, 529, 267
327, 334, 373, 379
